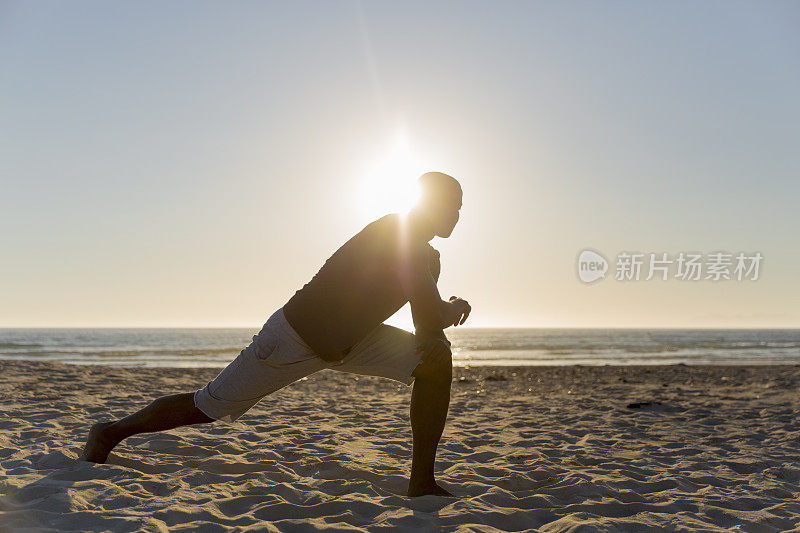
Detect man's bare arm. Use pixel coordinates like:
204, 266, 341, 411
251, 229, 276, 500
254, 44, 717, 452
400, 245, 466, 343
401, 265, 449, 337
410, 248, 447, 345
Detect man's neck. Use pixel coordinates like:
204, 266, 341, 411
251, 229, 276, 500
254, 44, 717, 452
403, 209, 435, 244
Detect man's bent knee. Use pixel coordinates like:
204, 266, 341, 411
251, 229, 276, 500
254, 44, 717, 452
412, 345, 453, 383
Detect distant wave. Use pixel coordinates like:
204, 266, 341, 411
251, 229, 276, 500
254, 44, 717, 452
455, 341, 800, 353
0, 347, 244, 358
0, 342, 44, 349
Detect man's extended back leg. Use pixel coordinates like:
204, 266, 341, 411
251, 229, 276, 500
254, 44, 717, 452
81, 392, 213, 463
82, 306, 325, 463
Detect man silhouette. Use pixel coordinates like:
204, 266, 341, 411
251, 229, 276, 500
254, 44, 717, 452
81, 171, 470, 497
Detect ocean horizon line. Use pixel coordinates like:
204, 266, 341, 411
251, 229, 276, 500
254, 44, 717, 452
2, 325, 800, 330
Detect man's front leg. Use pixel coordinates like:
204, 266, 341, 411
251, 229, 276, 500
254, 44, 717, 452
407, 336, 454, 497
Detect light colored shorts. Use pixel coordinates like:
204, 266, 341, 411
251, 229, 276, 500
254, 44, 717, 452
194, 306, 449, 423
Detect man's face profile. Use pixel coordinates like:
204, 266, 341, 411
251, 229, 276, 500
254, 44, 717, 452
428, 190, 462, 238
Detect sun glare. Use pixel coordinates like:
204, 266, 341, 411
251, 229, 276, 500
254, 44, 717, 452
357, 137, 428, 222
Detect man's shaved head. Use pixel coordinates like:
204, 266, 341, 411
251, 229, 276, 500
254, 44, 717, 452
417, 172, 462, 204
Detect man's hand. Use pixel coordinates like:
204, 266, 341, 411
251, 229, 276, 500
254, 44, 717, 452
441, 296, 471, 327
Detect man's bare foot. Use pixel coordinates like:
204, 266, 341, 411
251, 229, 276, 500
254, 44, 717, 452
407, 479, 455, 497
80, 421, 117, 463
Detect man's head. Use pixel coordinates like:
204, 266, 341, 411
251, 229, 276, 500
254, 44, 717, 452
412, 172, 463, 239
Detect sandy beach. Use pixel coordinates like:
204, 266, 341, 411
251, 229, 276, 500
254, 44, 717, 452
1, 360, 799, 532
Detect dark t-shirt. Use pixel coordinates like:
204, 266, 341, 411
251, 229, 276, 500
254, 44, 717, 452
282, 213, 440, 362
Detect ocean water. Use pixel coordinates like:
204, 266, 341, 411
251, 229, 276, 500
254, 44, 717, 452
1, 328, 799, 368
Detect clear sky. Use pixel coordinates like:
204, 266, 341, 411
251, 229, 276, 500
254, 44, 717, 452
1, 1, 798, 328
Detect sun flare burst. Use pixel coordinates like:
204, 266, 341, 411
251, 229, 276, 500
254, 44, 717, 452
357, 136, 429, 223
